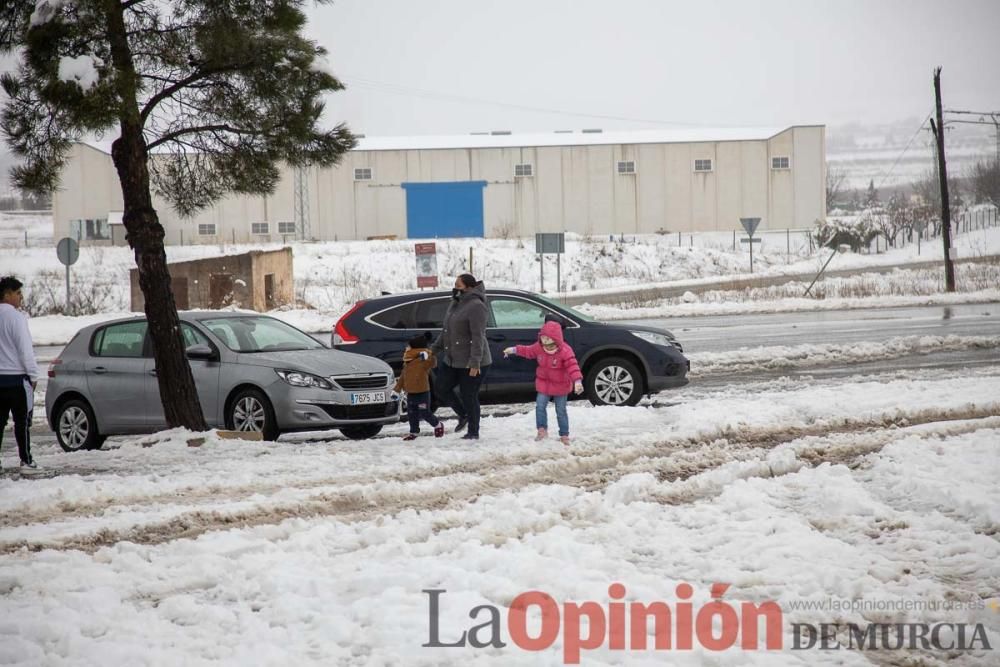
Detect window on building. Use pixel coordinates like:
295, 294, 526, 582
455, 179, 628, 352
617, 161, 636, 174
694, 159, 713, 172
198, 223, 217, 236
354, 167, 373, 181
772, 156, 790, 169
514, 164, 533, 177
251, 222, 270, 235
277, 221, 296, 235
69, 218, 110, 241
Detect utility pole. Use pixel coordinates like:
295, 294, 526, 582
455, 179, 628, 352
931, 67, 955, 292
294, 165, 311, 241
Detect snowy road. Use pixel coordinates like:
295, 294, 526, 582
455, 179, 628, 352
4, 304, 1000, 665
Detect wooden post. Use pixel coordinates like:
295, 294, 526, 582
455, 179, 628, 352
932, 67, 956, 292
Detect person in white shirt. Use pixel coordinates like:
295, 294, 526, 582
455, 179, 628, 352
0, 276, 40, 472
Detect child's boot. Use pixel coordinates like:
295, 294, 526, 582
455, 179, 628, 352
434, 423, 444, 438
535, 428, 548, 441
559, 435, 571, 446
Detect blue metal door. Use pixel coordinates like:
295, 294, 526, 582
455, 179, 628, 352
402, 181, 487, 238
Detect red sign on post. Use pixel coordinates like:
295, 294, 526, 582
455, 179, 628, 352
415, 242, 438, 288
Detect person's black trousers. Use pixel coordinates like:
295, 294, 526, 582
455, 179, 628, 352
434, 363, 488, 436
0, 380, 33, 466
406, 391, 440, 434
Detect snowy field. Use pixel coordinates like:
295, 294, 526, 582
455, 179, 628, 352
1, 369, 998, 665
3, 215, 999, 346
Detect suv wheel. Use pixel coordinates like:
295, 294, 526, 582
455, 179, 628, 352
339, 424, 384, 440
226, 388, 280, 440
55, 398, 107, 452
585, 357, 644, 406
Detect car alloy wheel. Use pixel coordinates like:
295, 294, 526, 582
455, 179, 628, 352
54, 398, 106, 452
595, 365, 635, 404
233, 396, 266, 432
59, 405, 90, 450
585, 357, 643, 407
227, 388, 280, 440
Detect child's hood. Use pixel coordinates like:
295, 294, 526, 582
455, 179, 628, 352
539, 320, 566, 346
403, 348, 432, 362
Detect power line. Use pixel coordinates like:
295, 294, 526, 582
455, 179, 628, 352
870, 112, 934, 191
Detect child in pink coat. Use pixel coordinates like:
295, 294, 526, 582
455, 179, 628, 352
503, 320, 584, 444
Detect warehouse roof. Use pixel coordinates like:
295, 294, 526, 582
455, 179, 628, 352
353, 126, 811, 151
81, 125, 818, 156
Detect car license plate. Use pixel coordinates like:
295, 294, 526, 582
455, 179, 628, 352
351, 391, 386, 405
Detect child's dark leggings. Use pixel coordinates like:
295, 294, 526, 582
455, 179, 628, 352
407, 391, 440, 434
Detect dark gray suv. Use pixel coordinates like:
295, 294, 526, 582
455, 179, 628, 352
45, 312, 400, 451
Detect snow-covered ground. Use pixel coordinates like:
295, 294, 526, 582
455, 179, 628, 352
4, 215, 999, 346
1, 369, 998, 664
4, 215, 999, 664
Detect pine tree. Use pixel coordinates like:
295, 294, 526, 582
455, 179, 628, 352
1, 0, 355, 431
865, 179, 880, 208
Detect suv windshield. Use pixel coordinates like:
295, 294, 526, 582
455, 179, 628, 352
202, 316, 324, 353
532, 294, 595, 323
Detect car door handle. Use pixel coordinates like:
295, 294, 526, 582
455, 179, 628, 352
148, 368, 158, 376
487, 336, 506, 342
91, 366, 107, 374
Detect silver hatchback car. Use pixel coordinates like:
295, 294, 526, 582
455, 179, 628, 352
45, 312, 401, 451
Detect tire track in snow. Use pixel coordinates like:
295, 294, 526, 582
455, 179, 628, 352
2, 405, 998, 555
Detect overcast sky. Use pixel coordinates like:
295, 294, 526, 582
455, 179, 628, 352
303, 0, 1000, 136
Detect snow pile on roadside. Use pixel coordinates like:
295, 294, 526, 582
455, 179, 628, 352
688, 334, 1000, 376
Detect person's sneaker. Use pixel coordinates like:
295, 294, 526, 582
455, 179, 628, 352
402, 433, 418, 441
434, 424, 445, 438
559, 436, 571, 446
535, 428, 548, 441
461, 433, 479, 441
19, 461, 43, 475
454, 416, 469, 432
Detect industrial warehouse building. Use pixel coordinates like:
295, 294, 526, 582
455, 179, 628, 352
53, 125, 825, 245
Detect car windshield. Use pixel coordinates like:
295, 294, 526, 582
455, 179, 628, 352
531, 293, 596, 323
202, 316, 324, 353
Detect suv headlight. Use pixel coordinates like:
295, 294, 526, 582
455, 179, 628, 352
630, 330, 683, 352
276, 369, 333, 389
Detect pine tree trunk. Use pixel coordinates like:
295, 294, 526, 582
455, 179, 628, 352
106, 0, 207, 431
111, 136, 207, 431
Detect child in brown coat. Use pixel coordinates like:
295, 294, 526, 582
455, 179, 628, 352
394, 334, 444, 440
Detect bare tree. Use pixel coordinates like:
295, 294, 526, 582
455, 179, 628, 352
826, 166, 848, 211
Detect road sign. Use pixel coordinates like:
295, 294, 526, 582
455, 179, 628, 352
739, 217, 761, 237
535, 232, 565, 254
56, 237, 79, 266
414, 242, 438, 288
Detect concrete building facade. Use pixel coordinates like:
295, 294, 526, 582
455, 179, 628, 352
55, 126, 825, 245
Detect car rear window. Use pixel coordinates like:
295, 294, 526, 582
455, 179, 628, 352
370, 303, 415, 329
413, 298, 451, 329
91, 321, 148, 358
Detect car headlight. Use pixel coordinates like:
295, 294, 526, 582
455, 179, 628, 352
630, 330, 683, 351
275, 369, 333, 389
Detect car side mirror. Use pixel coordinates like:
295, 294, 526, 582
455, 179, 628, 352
186, 344, 215, 360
